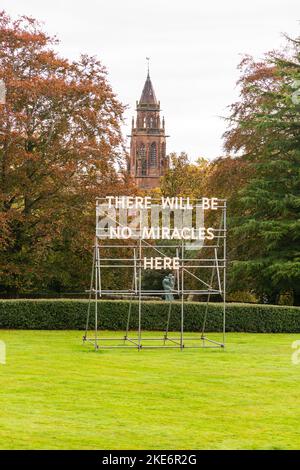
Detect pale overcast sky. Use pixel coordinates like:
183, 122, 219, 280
2, 0, 299, 160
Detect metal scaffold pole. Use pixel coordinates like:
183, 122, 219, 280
180, 240, 184, 350
94, 237, 99, 351
83, 244, 95, 341
138, 238, 142, 351
223, 201, 227, 348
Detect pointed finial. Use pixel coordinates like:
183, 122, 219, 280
146, 57, 150, 76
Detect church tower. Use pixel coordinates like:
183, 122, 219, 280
129, 68, 169, 189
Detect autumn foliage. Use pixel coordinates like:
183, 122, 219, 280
0, 11, 132, 295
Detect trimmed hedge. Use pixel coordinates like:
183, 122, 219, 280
0, 299, 300, 332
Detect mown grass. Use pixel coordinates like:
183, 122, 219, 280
0, 330, 299, 449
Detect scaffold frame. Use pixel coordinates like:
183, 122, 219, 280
83, 197, 226, 350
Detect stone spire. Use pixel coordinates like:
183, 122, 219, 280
139, 72, 157, 105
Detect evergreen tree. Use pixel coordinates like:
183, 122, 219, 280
224, 36, 300, 304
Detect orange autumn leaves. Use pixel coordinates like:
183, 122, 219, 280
0, 11, 133, 293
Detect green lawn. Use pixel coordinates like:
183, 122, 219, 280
0, 330, 299, 450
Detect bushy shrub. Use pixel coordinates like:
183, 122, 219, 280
227, 291, 258, 303
0, 299, 300, 332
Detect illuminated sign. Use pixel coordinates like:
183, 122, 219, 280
96, 196, 220, 251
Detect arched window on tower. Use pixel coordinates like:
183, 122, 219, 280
160, 142, 166, 172
138, 144, 147, 176
150, 142, 157, 167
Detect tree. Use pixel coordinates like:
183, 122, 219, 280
161, 152, 210, 197
0, 11, 132, 295
224, 36, 300, 305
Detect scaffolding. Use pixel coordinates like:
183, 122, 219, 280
83, 198, 226, 350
